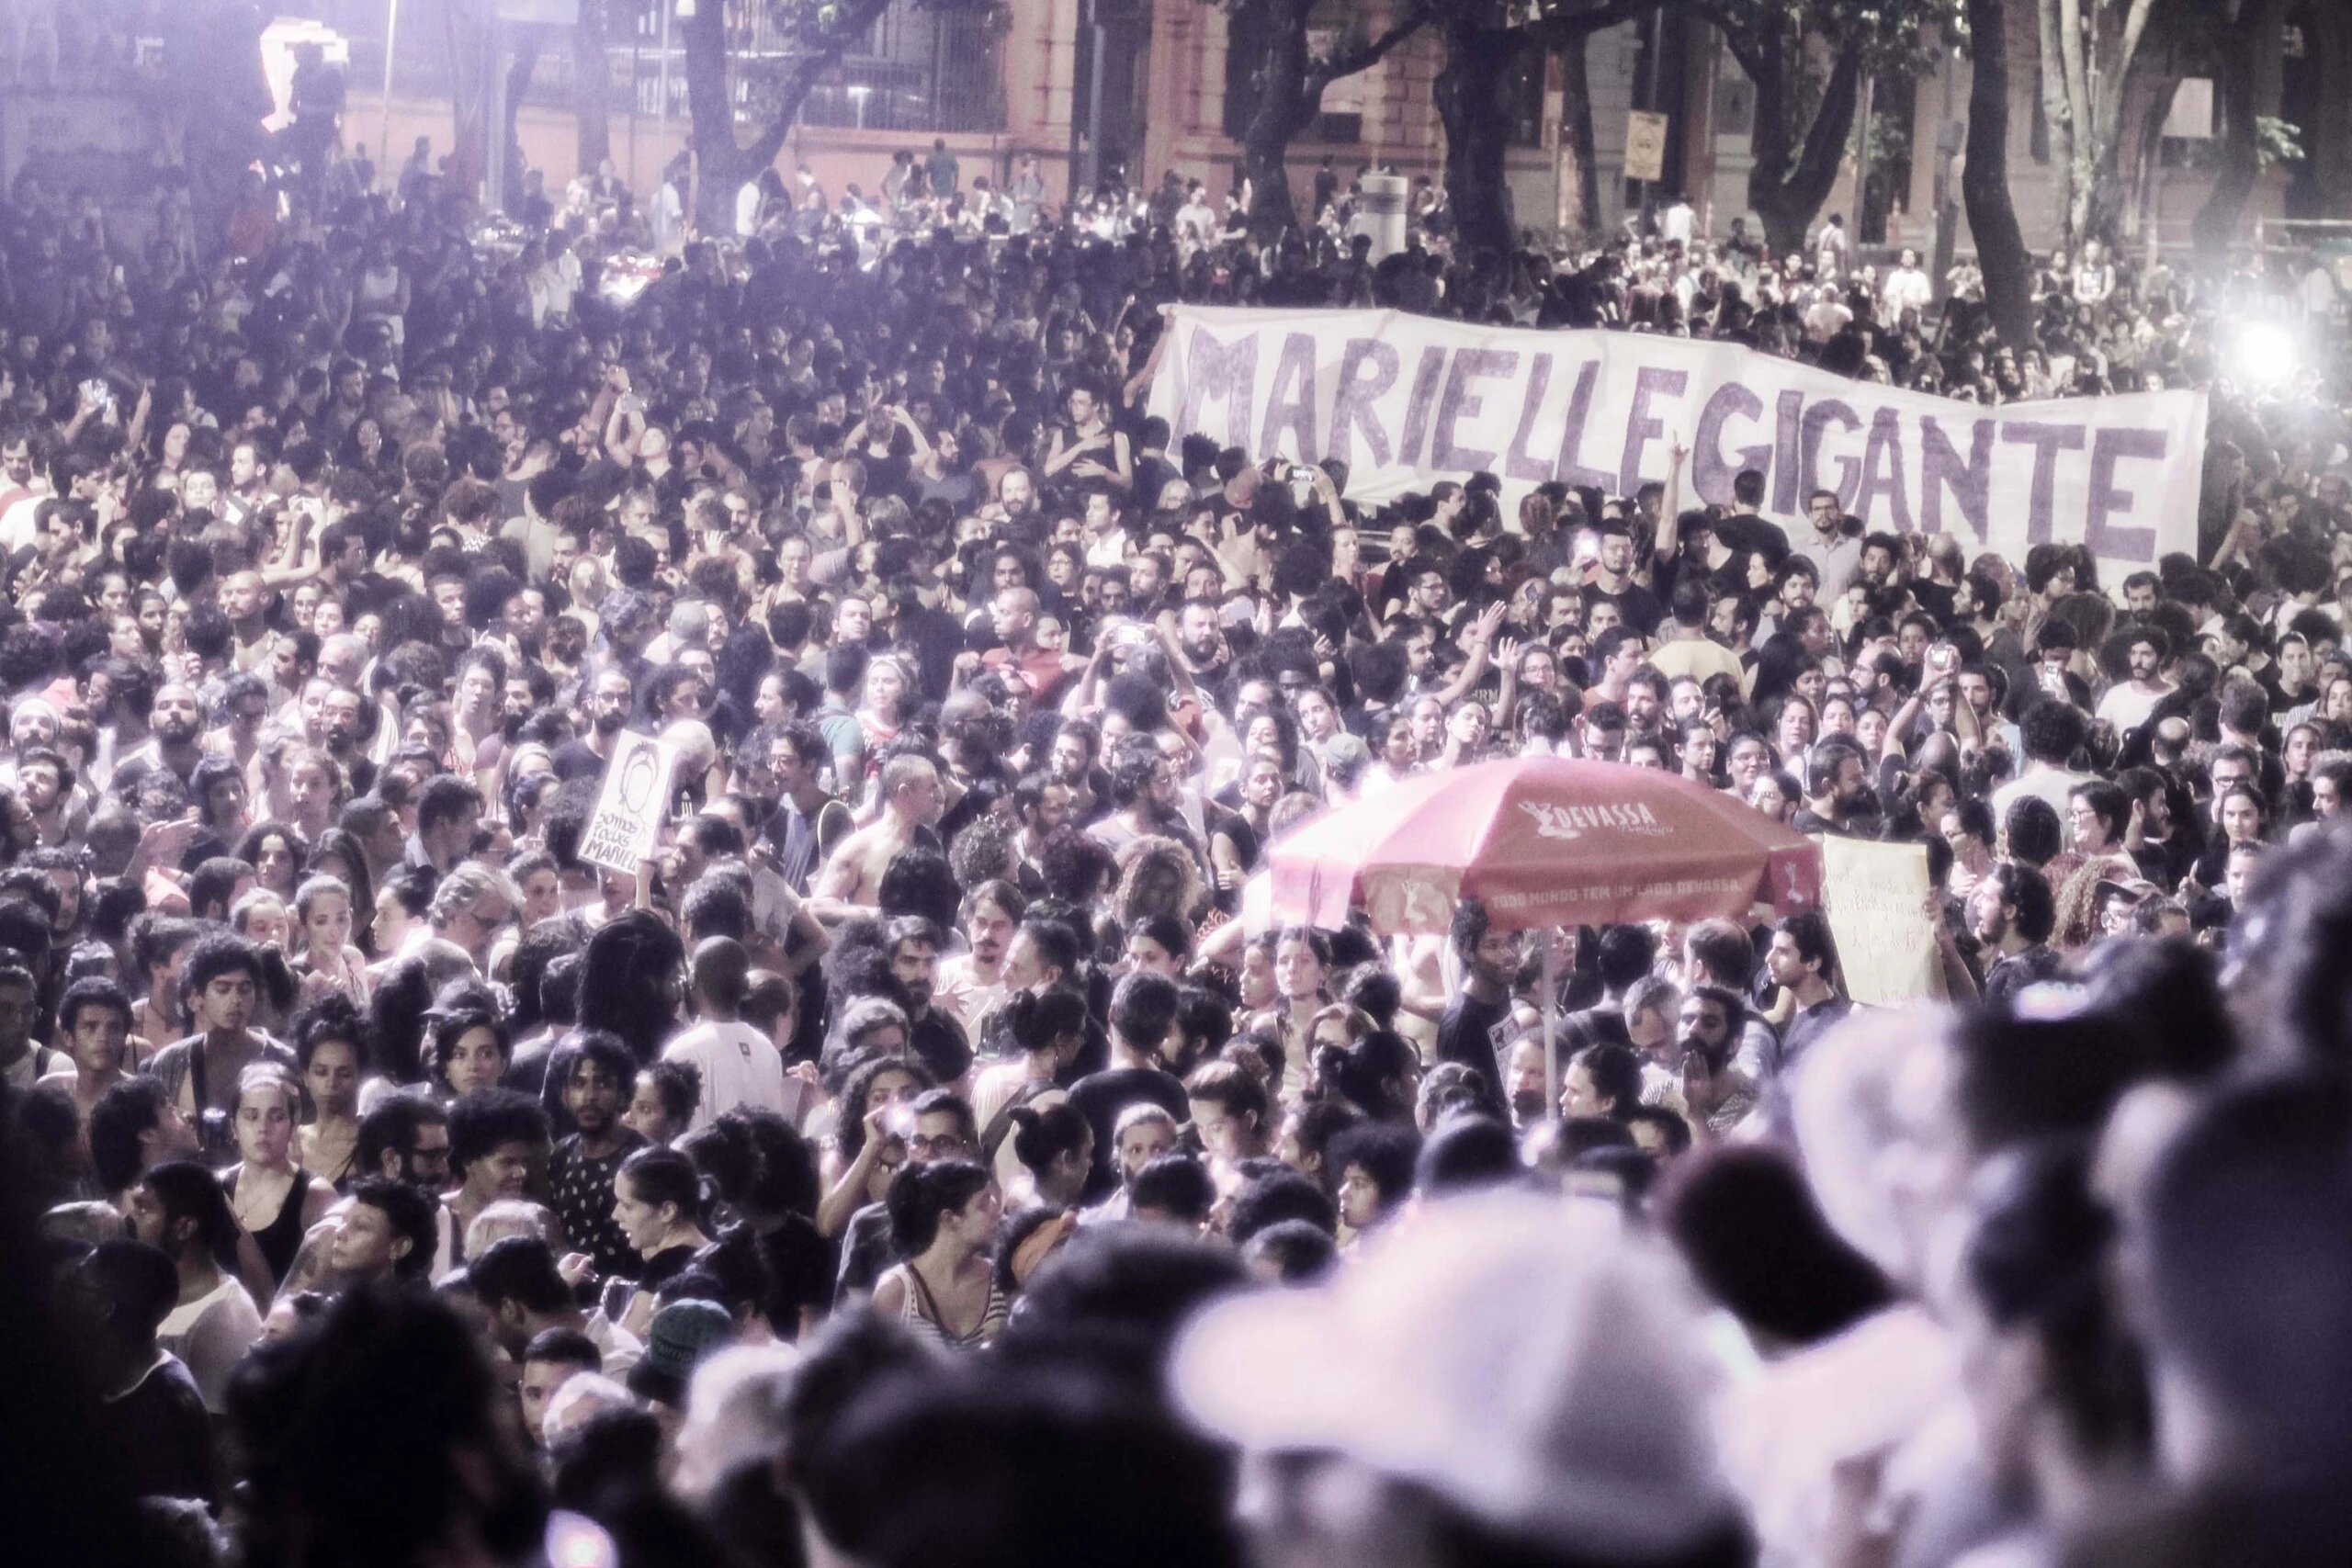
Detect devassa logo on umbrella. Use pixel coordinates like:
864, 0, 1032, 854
1519, 800, 1670, 840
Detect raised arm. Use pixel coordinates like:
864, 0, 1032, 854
1430, 603, 1509, 711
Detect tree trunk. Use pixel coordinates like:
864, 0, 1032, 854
684, 0, 899, 237
574, 0, 611, 174
2128, 74, 2177, 243
1436, 22, 1525, 257
1963, 0, 2034, 348
2033, 0, 2077, 253
681, 0, 751, 235
502, 30, 544, 215
2194, 0, 2283, 268
1740, 27, 1862, 256
1239, 0, 1316, 243
447, 0, 498, 203
1558, 28, 1601, 240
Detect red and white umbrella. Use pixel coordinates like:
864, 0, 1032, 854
1268, 756, 1822, 935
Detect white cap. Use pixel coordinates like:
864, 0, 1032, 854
1169, 1191, 1738, 1560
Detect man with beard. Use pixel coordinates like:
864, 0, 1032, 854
1501, 1034, 1549, 1132
1046, 718, 1107, 825
89, 1077, 204, 1202
937, 878, 1023, 1036
888, 916, 972, 1092
1010, 773, 1070, 895
1674, 986, 1756, 1139
1791, 737, 1878, 838
319, 684, 378, 796
1173, 598, 1231, 694
355, 1092, 455, 1190
2097, 626, 2175, 736
111, 682, 208, 793
553, 667, 633, 781
544, 1032, 645, 1280
1970, 862, 2062, 1012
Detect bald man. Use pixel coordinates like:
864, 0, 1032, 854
983, 587, 1074, 700
808, 755, 944, 923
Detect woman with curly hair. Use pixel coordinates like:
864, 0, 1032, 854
238, 821, 311, 904
292, 994, 370, 1189
1112, 834, 1204, 931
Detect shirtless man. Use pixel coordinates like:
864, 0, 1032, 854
807, 755, 943, 924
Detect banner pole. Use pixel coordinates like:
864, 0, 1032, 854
1542, 927, 1560, 1118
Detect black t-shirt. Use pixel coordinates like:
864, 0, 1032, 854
833, 1200, 895, 1303
549, 1129, 648, 1280
756, 1212, 835, 1336
96, 1356, 216, 1506
1584, 581, 1664, 638
1068, 1065, 1190, 1201
1714, 513, 1792, 566
1436, 990, 1514, 1090
637, 1241, 701, 1294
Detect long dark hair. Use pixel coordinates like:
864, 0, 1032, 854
577, 911, 684, 1063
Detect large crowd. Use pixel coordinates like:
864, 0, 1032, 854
3, 97, 2352, 1568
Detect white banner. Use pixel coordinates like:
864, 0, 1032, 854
1145, 306, 2207, 581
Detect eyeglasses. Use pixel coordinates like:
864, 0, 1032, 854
909, 1133, 972, 1158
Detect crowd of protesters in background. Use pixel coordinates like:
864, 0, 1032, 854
1, 91, 2351, 1568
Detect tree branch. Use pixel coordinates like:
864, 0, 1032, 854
2098, 0, 2160, 148
1781, 40, 1862, 201
1525, 0, 1670, 51
2056, 0, 2091, 149
1690, 1, 1766, 81
1310, 2, 1433, 87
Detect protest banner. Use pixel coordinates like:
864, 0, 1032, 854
1145, 306, 2207, 582
1813, 836, 1938, 1006
579, 730, 679, 874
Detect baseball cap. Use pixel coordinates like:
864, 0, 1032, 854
1169, 1191, 1738, 1560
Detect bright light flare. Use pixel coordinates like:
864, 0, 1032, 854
2231, 321, 2300, 386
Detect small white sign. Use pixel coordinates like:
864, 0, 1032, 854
1624, 110, 1669, 182
2164, 79, 2213, 140
580, 730, 679, 874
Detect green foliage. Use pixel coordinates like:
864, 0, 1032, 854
2256, 114, 2305, 169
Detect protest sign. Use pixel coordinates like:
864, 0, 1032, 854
1814, 837, 1938, 1006
579, 730, 679, 874
1623, 111, 1668, 182
1145, 306, 2207, 582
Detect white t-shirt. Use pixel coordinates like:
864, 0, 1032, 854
1991, 766, 2097, 848
2095, 681, 2169, 735
158, 1273, 263, 1413
664, 1019, 789, 1132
